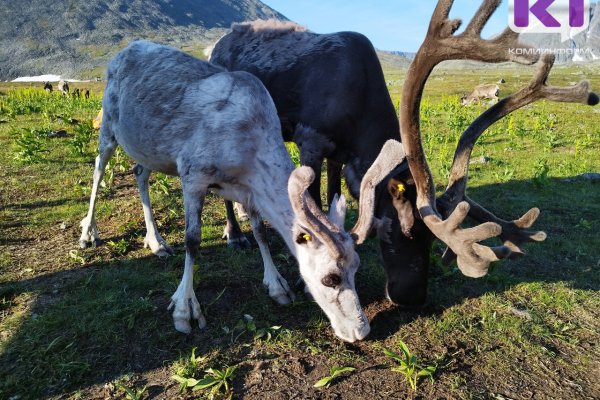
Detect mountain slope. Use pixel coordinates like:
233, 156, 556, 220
0, 0, 286, 79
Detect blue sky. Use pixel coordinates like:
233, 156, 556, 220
260, 1, 511, 51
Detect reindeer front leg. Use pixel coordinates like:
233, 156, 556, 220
80, 130, 117, 248
247, 208, 295, 305
294, 124, 336, 209
168, 177, 207, 333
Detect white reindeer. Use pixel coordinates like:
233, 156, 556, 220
79, 41, 405, 342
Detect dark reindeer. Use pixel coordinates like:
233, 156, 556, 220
209, 20, 433, 306
210, 2, 598, 306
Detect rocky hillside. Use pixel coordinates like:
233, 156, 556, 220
521, 2, 600, 62
0, 0, 286, 80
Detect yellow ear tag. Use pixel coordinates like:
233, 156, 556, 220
303, 234, 312, 242
397, 183, 406, 193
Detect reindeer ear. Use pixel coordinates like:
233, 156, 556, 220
328, 194, 347, 230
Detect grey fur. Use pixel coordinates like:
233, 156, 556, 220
79, 40, 373, 343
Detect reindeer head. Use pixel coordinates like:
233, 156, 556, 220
288, 141, 406, 342
376, 169, 433, 307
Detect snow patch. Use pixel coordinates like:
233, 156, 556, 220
11, 74, 88, 83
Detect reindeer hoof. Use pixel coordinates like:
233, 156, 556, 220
80, 239, 101, 249
174, 319, 192, 334
224, 235, 251, 249
144, 236, 173, 257
169, 295, 205, 333
153, 244, 174, 258
272, 292, 294, 305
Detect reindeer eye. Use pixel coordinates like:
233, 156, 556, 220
321, 274, 342, 288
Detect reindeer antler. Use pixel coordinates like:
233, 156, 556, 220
400, 0, 599, 277
438, 54, 596, 264
289, 167, 346, 260
350, 140, 406, 244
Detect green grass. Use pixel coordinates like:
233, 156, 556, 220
0, 64, 599, 399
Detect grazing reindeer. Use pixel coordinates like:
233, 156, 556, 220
461, 84, 500, 105
79, 40, 404, 342
57, 80, 69, 95
209, 20, 434, 306
209, 2, 597, 305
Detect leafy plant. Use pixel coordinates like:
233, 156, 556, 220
173, 365, 237, 399
314, 366, 356, 389
151, 173, 172, 195
106, 238, 129, 255
532, 158, 550, 188
116, 382, 148, 400
68, 250, 87, 266
493, 166, 515, 183
575, 218, 592, 230
12, 128, 48, 164
68, 122, 94, 157
172, 347, 207, 384
384, 340, 436, 391
102, 147, 129, 189
187, 347, 207, 371
222, 314, 281, 343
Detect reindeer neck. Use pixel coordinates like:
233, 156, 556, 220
250, 150, 298, 257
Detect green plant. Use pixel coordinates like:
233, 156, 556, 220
493, 166, 515, 183
116, 382, 148, 400
384, 340, 436, 391
68, 250, 87, 266
106, 238, 129, 256
185, 347, 206, 371
102, 147, 129, 189
532, 158, 550, 188
314, 366, 356, 389
172, 347, 207, 384
286, 142, 300, 166
222, 314, 282, 343
151, 173, 172, 195
68, 122, 94, 157
575, 218, 592, 230
173, 365, 237, 399
13, 128, 48, 163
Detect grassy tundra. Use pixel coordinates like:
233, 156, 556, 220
0, 64, 599, 399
